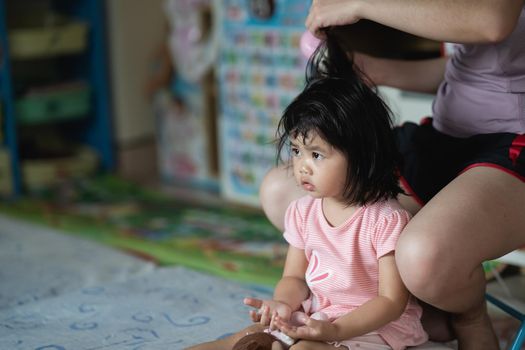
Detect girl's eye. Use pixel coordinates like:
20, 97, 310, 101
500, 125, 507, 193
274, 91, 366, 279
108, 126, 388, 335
291, 147, 300, 157
312, 152, 324, 160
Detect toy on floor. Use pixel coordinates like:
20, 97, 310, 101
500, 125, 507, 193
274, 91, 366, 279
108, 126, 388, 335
232, 310, 332, 350
232, 329, 293, 350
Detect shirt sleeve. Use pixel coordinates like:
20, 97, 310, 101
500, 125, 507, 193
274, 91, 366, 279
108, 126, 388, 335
283, 198, 307, 250
373, 209, 411, 259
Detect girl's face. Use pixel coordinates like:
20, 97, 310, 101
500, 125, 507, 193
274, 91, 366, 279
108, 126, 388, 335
290, 131, 348, 201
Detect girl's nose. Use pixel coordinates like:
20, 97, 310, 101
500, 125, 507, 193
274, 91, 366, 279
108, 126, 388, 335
299, 164, 309, 175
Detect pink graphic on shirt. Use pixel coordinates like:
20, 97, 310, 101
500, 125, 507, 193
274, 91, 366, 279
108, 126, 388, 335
306, 250, 331, 285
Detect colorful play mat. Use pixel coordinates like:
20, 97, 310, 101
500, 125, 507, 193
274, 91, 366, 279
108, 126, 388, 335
0, 175, 286, 286
0, 175, 510, 286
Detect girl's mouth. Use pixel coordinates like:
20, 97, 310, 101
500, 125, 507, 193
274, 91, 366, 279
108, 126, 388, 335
301, 181, 315, 192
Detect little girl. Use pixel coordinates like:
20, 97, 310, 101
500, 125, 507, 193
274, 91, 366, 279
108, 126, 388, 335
187, 36, 428, 350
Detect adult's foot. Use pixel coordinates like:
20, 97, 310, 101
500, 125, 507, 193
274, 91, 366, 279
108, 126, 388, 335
451, 301, 499, 350
420, 302, 454, 342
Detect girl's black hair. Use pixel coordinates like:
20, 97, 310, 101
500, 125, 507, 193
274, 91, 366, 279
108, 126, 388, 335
276, 31, 403, 206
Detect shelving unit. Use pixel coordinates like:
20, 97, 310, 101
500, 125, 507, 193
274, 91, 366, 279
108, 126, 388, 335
0, 0, 113, 196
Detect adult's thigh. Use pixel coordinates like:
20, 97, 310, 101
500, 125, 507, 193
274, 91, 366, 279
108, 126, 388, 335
396, 167, 525, 308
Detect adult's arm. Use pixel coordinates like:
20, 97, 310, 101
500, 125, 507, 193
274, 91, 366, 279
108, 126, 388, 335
355, 54, 448, 94
307, 0, 525, 43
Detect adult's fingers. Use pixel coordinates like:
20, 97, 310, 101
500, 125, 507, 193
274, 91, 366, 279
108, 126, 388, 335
305, 0, 326, 39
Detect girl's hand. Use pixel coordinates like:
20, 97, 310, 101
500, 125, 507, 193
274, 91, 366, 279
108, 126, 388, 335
243, 297, 293, 326
305, 0, 363, 38
273, 314, 339, 342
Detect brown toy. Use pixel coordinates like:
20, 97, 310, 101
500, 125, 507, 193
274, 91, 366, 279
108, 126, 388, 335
232, 332, 287, 350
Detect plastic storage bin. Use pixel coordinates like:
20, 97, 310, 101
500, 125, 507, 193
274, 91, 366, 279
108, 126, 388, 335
8, 11, 88, 60
22, 146, 98, 191
15, 83, 90, 125
0, 148, 14, 196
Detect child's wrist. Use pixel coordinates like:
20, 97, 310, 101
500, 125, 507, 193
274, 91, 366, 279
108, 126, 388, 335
272, 299, 293, 310
330, 321, 352, 341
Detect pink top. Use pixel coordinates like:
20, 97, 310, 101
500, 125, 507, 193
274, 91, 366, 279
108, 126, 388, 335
284, 196, 428, 350
432, 6, 525, 137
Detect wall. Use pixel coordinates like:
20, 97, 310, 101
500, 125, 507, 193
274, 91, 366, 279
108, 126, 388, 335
106, 0, 165, 182
379, 87, 434, 125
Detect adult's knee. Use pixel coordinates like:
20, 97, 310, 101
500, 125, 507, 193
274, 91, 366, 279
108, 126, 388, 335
396, 228, 451, 303
260, 168, 285, 205
259, 167, 297, 231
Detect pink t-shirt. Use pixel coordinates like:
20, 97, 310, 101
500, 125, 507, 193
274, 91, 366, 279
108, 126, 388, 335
283, 196, 428, 350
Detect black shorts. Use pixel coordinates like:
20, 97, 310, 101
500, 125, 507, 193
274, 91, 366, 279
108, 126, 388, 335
395, 118, 525, 205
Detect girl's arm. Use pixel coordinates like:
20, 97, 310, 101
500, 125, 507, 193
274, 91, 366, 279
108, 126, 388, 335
244, 245, 309, 323
273, 245, 310, 311
355, 53, 448, 94
274, 252, 409, 342
307, 0, 525, 43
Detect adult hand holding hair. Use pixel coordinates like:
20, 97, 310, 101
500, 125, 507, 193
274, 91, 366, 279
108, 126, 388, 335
305, 0, 362, 38
306, 0, 523, 43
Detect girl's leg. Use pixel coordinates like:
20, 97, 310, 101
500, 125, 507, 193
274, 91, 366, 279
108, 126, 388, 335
396, 167, 525, 350
185, 324, 266, 350
332, 334, 392, 350
290, 340, 350, 350
260, 166, 306, 231
290, 336, 391, 350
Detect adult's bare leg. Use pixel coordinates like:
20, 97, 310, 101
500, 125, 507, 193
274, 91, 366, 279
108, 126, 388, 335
397, 192, 423, 216
260, 166, 306, 231
399, 189, 455, 342
396, 167, 525, 350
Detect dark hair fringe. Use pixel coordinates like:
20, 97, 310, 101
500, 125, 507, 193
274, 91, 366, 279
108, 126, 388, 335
276, 31, 403, 206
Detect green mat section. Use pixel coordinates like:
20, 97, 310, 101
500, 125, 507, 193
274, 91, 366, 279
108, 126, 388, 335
0, 175, 505, 285
0, 176, 285, 286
